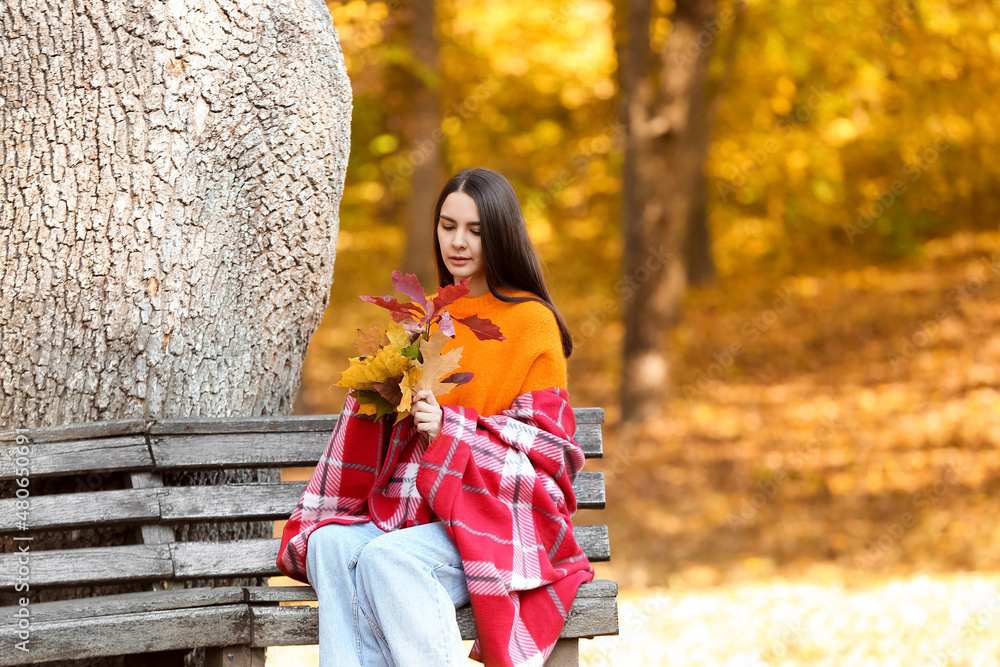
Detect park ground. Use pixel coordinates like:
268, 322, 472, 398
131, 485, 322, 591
270, 229, 1000, 665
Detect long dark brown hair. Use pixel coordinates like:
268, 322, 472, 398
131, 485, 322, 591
432, 167, 573, 358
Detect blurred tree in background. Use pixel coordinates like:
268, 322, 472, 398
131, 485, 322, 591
618, 0, 720, 424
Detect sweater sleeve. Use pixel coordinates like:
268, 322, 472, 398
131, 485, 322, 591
518, 303, 568, 395
518, 346, 568, 395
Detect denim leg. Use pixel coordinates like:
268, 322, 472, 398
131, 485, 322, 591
306, 521, 387, 667
354, 522, 471, 667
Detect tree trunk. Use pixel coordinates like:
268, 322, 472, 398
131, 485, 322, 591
401, 0, 443, 286
685, 180, 715, 284
0, 1, 351, 665
618, 0, 651, 346
686, 0, 745, 286
620, 0, 717, 423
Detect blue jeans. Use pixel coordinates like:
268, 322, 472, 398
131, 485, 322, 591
305, 520, 471, 667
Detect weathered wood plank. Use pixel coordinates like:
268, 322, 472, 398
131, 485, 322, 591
248, 579, 618, 604
160, 471, 604, 522
575, 471, 605, 509
250, 593, 618, 646
0, 526, 610, 589
0, 525, 610, 589
0, 419, 147, 444
151, 431, 331, 469
170, 540, 281, 580
0, 528, 606, 590
0, 487, 161, 534
0, 544, 172, 589
573, 407, 604, 424
151, 424, 601, 470
160, 482, 306, 521
0, 435, 152, 480
576, 524, 611, 561
0, 604, 250, 666
0, 407, 600, 441
0, 587, 246, 625
171, 527, 610, 581
150, 415, 342, 435
575, 422, 602, 458
575, 579, 618, 598
547, 596, 619, 640
247, 585, 316, 603
150, 407, 602, 434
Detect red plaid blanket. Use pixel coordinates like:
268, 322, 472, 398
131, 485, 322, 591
276, 386, 595, 666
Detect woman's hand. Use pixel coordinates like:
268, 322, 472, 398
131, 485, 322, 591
400, 318, 424, 343
412, 389, 443, 442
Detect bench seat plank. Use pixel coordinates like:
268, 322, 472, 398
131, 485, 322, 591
251, 579, 618, 603
0, 604, 250, 666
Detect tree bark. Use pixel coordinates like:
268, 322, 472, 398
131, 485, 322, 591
0, 0, 351, 664
620, 0, 717, 423
401, 0, 443, 287
685, 180, 715, 285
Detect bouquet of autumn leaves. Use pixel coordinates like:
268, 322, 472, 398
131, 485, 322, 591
336, 271, 505, 425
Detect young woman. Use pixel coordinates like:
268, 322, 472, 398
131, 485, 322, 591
279, 167, 590, 667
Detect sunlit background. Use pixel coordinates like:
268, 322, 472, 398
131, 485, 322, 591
270, 0, 1000, 664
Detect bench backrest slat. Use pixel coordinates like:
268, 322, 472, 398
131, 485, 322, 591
0, 435, 151, 480
0, 488, 161, 531
0, 544, 173, 588
0, 472, 605, 534
8, 588, 249, 626
0, 526, 610, 589
146, 408, 605, 434
0, 419, 148, 443
150, 422, 602, 469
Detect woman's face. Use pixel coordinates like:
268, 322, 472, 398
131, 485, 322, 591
438, 191, 487, 297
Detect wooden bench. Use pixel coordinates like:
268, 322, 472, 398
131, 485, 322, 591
0, 410, 618, 666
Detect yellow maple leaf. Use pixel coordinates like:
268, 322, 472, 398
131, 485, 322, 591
336, 344, 410, 391
398, 364, 425, 414
385, 319, 412, 351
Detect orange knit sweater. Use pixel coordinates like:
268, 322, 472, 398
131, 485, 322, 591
434, 288, 568, 417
